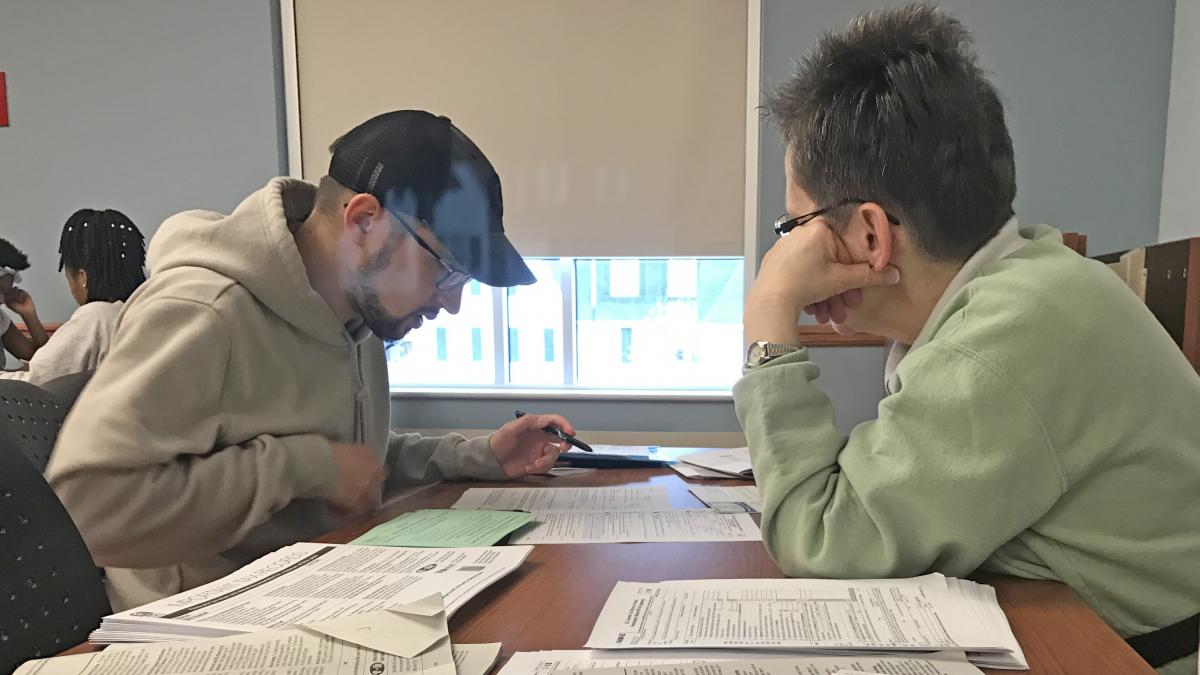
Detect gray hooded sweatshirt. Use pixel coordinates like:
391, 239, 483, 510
48, 178, 506, 610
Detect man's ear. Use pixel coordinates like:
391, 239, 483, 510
856, 202, 894, 272
342, 193, 384, 247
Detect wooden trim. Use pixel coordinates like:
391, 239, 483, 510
1062, 232, 1088, 256
14, 322, 61, 338
1183, 239, 1200, 368
796, 324, 888, 347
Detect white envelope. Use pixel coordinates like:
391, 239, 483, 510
304, 592, 450, 658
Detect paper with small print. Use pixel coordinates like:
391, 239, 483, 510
508, 511, 760, 544
15, 631, 501, 675
584, 575, 1024, 669
545, 652, 983, 675
452, 486, 671, 512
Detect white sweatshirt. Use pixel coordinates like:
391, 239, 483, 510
0, 301, 122, 386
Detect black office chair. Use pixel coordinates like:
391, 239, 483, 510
0, 441, 111, 674
39, 370, 95, 411
0, 380, 69, 473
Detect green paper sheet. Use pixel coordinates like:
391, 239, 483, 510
351, 509, 535, 547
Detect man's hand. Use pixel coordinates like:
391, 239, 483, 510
745, 222, 899, 344
4, 288, 37, 319
327, 442, 386, 517
491, 413, 576, 478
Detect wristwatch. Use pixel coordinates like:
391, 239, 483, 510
744, 341, 802, 369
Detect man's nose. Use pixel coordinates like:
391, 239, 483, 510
438, 283, 465, 315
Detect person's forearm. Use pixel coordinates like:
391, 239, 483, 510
19, 311, 49, 349
50, 433, 336, 567
744, 291, 804, 347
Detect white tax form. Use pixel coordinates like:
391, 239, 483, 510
16, 631, 501, 675
689, 485, 763, 513
550, 652, 983, 675
500, 649, 797, 675
452, 486, 672, 512
584, 576, 1018, 656
93, 543, 531, 643
509, 511, 760, 544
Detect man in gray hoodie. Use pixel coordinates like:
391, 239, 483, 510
48, 111, 577, 610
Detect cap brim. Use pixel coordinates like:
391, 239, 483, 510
440, 231, 535, 287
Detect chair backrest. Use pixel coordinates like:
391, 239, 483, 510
39, 370, 95, 412
0, 380, 68, 473
0, 442, 110, 673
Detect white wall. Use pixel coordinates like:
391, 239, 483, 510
1160, 0, 1199, 242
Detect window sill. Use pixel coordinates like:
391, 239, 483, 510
389, 386, 734, 402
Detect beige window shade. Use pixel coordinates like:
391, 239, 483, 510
294, 0, 747, 257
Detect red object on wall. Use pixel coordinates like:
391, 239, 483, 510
0, 72, 8, 127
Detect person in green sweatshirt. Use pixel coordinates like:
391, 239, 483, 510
734, 5, 1199, 674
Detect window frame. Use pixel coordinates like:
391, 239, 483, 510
279, 0, 765, 400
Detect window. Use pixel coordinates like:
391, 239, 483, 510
576, 258, 744, 388
387, 277, 495, 386
471, 328, 483, 362
388, 257, 743, 390
507, 259, 566, 386
667, 259, 698, 298
608, 259, 641, 298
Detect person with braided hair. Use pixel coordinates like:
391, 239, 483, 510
0, 237, 50, 369
0, 209, 146, 385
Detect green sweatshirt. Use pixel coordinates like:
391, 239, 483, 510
734, 224, 1199, 675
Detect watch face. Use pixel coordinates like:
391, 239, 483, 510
747, 342, 765, 365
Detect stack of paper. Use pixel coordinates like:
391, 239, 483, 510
675, 448, 753, 479
24, 594, 503, 675
18, 632, 502, 675
450, 487, 762, 544
499, 650, 984, 675
582, 574, 1026, 670
689, 485, 762, 513
90, 542, 532, 644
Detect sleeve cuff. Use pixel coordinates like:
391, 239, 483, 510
453, 434, 508, 480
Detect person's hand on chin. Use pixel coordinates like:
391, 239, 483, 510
745, 222, 899, 345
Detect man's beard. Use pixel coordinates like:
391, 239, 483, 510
349, 234, 417, 343
353, 280, 415, 343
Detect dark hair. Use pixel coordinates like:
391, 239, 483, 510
766, 3, 1016, 261
0, 238, 30, 271
58, 209, 147, 303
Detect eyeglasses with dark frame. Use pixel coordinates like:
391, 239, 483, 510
393, 215, 473, 291
774, 198, 900, 237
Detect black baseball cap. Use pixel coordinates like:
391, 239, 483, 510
328, 110, 535, 287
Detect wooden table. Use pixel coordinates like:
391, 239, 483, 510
323, 467, 1154, 675
63, 466, 1154, 674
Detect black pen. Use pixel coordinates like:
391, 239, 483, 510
514, 409, 594, 452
